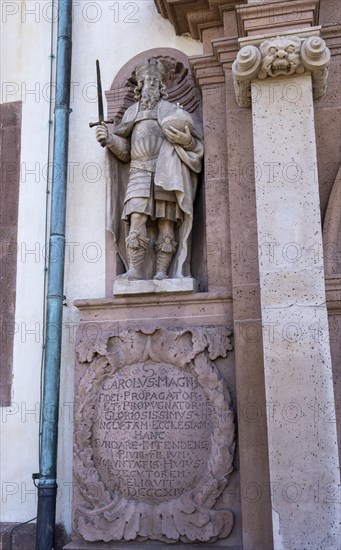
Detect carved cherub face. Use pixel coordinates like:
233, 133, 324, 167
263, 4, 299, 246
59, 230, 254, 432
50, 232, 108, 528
259, 36, 303, 78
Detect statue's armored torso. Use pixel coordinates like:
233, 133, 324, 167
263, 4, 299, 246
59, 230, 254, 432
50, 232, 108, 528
123, 106, 180, 221
130, 110, 164, 172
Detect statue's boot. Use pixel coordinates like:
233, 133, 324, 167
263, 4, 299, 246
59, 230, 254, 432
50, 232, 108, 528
120, 230, 149, 280
154, 234, 177, 280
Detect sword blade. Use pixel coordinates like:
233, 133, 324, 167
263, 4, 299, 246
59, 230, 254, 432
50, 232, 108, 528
96, 59, 104, 123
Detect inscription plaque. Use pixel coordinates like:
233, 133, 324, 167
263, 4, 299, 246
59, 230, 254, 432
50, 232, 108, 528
74, 327, 235, 543
92, 363, 211, 503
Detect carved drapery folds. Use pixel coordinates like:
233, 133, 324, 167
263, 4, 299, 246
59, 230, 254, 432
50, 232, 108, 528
74, 325, 235, 543
232, 34, 331, 107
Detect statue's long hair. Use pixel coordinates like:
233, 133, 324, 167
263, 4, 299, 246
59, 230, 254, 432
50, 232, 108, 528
134, 77, 168, 101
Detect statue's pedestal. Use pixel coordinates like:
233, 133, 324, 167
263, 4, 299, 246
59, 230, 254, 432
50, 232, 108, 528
67, 292, 241, 548
113, 278, 197, 296
64, 541, 241, 549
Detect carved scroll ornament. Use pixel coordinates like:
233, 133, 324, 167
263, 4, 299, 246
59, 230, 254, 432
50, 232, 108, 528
74, 326, 235, 543
232, 34, 331, 107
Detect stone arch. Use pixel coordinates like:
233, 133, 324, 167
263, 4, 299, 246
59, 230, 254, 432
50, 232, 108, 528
105, 48, 203, 130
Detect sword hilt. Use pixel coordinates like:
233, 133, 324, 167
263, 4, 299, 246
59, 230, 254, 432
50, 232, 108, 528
89, 119, 114, 147
89, 118, 114, 128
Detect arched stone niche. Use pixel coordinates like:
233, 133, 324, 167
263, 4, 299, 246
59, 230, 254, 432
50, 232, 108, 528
103, 48, 206, 295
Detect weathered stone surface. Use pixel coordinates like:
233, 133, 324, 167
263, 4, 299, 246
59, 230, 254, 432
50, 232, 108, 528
223, 67, 274, 549
236, 0, 320, 38
73, 325, 235, 543
0, 522, 69, 550
251, 66, 340, 548
113, 277, 197, 296
92, 362, 211, 503
0, 101, 22, 406
323, 165, 341, 278
155, 0, 320, 41
64, 542, 242, 550
232, 30, 331, 107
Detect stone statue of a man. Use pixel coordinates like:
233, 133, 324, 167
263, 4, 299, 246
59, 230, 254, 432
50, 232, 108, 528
96, 58, 204, 281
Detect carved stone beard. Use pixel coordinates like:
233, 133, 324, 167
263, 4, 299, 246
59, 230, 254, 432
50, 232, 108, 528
140, 86, 161, 110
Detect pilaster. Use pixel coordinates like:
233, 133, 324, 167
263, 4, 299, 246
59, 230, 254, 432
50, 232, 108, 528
232, 27, 340, 548
190, 56, 232, 291
192, 41, 274, 550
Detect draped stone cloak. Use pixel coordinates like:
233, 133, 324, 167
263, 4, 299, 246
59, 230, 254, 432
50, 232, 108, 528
111, 99, 203, 278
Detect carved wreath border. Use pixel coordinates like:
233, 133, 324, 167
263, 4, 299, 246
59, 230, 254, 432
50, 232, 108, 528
73, 327, 235, 543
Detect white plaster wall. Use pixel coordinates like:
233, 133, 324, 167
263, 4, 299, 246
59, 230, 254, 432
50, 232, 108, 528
1, 0, 202, 533
1, 0, 55, 523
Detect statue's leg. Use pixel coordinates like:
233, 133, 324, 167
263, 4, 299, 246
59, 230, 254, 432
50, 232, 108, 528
120, 213, 149, 280
154, 219, 178, 280
129, 212, 148, 238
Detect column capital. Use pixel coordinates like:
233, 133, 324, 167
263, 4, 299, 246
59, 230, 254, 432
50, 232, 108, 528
232, 27, 331, 107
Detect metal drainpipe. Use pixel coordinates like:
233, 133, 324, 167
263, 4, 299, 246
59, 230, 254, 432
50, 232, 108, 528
35, 0, 72, 548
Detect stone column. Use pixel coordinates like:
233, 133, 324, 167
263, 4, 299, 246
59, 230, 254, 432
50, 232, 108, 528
233, 29, 340, 549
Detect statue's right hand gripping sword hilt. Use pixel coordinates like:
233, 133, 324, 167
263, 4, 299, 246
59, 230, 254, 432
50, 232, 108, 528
89, 59, 114, 147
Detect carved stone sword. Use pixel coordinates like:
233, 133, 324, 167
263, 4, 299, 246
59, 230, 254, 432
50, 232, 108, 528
89, 59, 114, 147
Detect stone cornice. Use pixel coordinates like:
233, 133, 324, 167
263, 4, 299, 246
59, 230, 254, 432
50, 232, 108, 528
238, 25, 321, 47
321, 24, 341, 56
232, 28, 331, 107
212, 36, 240, 67
154, 0, 321, 41
190, 54, 226, 87
189, 35, 240, 87
74, 291, 232, 311
154, 0, 244, 40
235, 0, 320, 38
155, 2, 339, 99
190, 23, 340, 90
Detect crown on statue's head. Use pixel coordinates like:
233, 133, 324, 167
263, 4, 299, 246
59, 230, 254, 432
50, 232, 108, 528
135, 58, 166, 82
